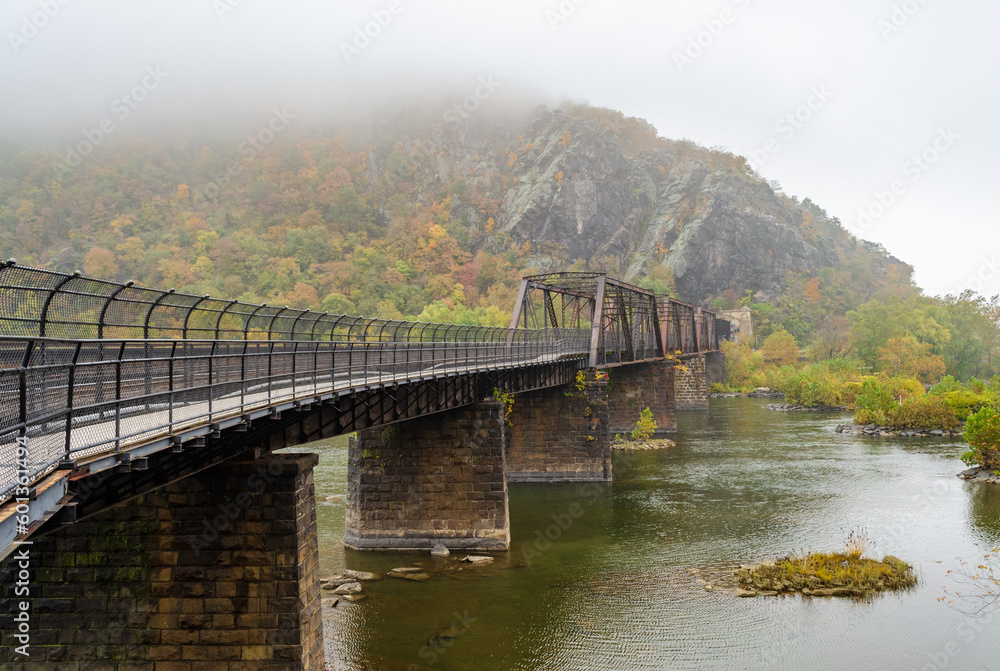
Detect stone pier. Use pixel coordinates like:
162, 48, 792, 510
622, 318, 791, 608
607, 361, 677, 435
705, 351, 726, 388
345, 400, 510, 551
0, 453, 324, 670
675, 354, 709, 410
506, 375, 611, 482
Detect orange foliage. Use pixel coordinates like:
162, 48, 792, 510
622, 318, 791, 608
805, 277, 821, 305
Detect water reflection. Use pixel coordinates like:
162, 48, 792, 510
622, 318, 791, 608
285, 398, 1000, 670
965, 480, 1000, 542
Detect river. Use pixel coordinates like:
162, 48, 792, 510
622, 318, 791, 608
284, 397, 1000, 670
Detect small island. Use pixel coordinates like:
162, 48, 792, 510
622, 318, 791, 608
733, 551, 917, 598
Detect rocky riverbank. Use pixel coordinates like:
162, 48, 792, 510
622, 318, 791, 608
958, 467, 1000, 485
710, 387, 785, 399
768, 403, 848, 412
835, 424, 963, 438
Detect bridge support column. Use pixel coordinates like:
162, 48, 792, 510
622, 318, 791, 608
705, 351, 726, 388
0, 453, 324, 670
345, 400, 510, 551
506, 375, 612, 482
607, 361, 677, 435
675, 354, 710, 410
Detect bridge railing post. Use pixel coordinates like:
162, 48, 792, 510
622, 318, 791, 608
114, 341, 125, 454
207, 340, 216, 422
168, 341, 176, 434
64, 342, 82, 458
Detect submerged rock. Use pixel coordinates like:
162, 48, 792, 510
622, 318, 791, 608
431, 543, 451, 557
333, 582, 363, 595
339, 593, 367, 602
460, 555, 495, 565
809, 587, 853, 597
388, 571, 431, 581
343, 570, 381, 581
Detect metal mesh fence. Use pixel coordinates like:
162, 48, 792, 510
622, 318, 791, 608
0, 262, 524, 344
0, 264, 594, 504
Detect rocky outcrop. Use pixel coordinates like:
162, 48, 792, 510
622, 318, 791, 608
836, 424, 963, 438
368, 104, 912, 306
768, 403, 848, 412
958, 467, 1000, 485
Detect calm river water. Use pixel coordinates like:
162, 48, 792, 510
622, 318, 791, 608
286, 397, 1000, 670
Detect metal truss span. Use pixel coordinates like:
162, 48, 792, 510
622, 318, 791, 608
509, 272, 723, 366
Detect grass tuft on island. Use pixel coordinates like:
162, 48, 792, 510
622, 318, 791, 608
610, 435, 676, 451
735, 552, 917, 598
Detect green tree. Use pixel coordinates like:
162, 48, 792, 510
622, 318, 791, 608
762, 330, 799, 367
877, 336, 946, 384
962, 407, 1000, 471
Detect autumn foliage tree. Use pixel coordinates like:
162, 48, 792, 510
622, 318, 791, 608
762, 330, 799, 367
877, 336, 946, 384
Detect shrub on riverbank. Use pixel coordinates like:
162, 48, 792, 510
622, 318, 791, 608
852, 375, 998, 429
781, 362, 862, 407
719, 338, 1000, 428
962, 407, 1000, 471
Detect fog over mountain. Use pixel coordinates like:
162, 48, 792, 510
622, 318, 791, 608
2, 0, 998, 297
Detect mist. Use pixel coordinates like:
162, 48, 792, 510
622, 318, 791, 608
2, 0, 999, 296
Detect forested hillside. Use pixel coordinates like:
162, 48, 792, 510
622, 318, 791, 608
0, 101, 969, 359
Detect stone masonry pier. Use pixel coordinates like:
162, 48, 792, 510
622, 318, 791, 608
506, 375, 611, 483
607, 361, 677, 436
345, 401, 510, 551
0, 453, 324, 671
675, 354, 710, 410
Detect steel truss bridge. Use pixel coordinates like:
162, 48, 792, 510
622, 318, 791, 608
0, 264, 721, 557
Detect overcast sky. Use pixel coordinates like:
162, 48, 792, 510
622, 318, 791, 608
2, 0, 998, 298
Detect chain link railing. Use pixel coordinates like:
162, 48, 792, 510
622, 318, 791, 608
0, 263, 591, 503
